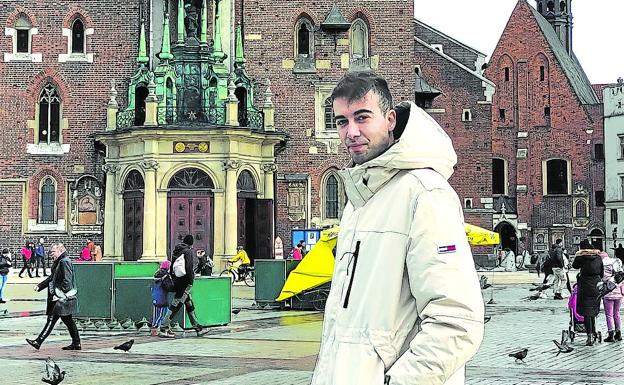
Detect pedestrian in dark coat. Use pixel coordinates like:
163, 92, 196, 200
26, 243, 81, 350
572, 239, 603, 346
615, 243, 624, 265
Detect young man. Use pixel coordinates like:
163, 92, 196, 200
311, 71, 484, 385
550, 239, 566, 300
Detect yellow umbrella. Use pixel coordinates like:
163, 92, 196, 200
464, 223, 500, 246
276, 226, 339, 301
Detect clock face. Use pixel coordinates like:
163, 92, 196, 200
175, 142, 186, 152
198, 142, 208, 152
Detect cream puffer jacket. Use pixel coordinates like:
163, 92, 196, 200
311, 103, 484, 385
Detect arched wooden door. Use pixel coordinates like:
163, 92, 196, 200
123, 170, 144, 261
167, 168, 214, 258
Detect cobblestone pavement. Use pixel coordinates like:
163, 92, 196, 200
1, 278, 624, 384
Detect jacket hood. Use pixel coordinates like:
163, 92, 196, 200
339, 102, 457, 207
575, 249, 601, 257
173, 242, 190, 256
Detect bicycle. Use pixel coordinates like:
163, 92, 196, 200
219, 261, 255, 287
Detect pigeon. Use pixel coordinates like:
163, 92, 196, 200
113, 339, 135, 352
508, 348, 528, 363
552, 340, 573, 356
484, 316, 491, 324
529, 283, 552, 292
523, 292, 547, 301
232, 308, 241, 315
42, 358, 65, 385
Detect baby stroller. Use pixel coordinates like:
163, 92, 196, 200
564, 283, 602, 343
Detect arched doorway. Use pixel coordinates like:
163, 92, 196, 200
235, 87, 248, 126
167, 168, 214, 258
590, 228, 604, 251
495, 221, 518, 255
123, 170, 144, 261
237, 170, 257, 258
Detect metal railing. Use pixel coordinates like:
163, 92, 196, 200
116, 110, 136, 129
156, 106, 226, 126
242, 108, 264, 129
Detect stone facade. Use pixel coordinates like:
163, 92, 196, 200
603, 80, 624, 248
485, 0, 605, 254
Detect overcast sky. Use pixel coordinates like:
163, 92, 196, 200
414, 0, 624, 85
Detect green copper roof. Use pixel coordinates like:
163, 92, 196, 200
529, 5, 598, 105
200, 0, 208, 44
321, 4, 351, 31
235, 25, 245, 64
177, 0, 185, 43
158, 13, 173, 61
414, 74, 441, 95
137, 19, 149, 64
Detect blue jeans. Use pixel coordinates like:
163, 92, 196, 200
0, 274, 7, 300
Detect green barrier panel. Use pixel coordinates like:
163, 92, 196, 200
255, 259, 300, 308
185, 277, 231, 328
74, 262, 114, 319
114, 262, 160, 278
114, 277, 231, 328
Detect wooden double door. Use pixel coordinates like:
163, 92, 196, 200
237, 197, 274, 263
168, 193, 212, 258
123, 191, 144, 261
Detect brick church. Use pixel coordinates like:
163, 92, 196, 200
0, 0, 604, 265
484, 0, 605, 255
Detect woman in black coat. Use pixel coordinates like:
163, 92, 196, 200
26, 243, 81, 350
572, 240, 603, 346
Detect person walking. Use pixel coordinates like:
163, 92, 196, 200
26, 243, 81, 350
615, 243, 624, 265
601, 250, 623, 342
19, 241, 33, 278
34, 238, 48, 277
150, 260, 172, 337
291, 244, 303, 260
311, 71, 483, 385
0, 248, 12, 303
158, 234, 204, 338
551, 239, 567, 300
572, 239, 604, 346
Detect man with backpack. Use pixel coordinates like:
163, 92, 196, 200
550, 239, 567, 300
158, 234, 204, 338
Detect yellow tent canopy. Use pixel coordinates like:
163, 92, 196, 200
464, 223, 500, 246
275, 224, 498, 302
275, 226, 338, 302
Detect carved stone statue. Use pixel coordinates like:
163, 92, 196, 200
184, 2, 199, 40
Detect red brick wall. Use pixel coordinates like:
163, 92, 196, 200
485, 0, 605, 250
0, 1, 140, 255
241, 1, 415, 247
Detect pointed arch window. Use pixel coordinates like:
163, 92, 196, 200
15, 16, 31, 53
295, 17, 314, 57
38, 84, 61, 144
325, 175, 339, 218
40, 178, 57, 224
71, 19, 85, 54
350, 19, 369, 59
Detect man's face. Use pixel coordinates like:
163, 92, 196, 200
333, 91, 396, 165
51, 246, 61, 259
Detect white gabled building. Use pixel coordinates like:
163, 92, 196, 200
604, 79, 624, 249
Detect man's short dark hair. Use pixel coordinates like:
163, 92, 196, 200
555, 239, 562, 245
330, 71, 393, 114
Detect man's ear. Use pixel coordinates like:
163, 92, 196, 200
387, 109, 396, 132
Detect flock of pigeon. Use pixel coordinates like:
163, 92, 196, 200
38, 308, 243, 383
480, 276, 575, 365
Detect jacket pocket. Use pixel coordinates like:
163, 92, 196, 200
332, 340, 385, 385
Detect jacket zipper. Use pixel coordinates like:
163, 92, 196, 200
343, 241, 361, 308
